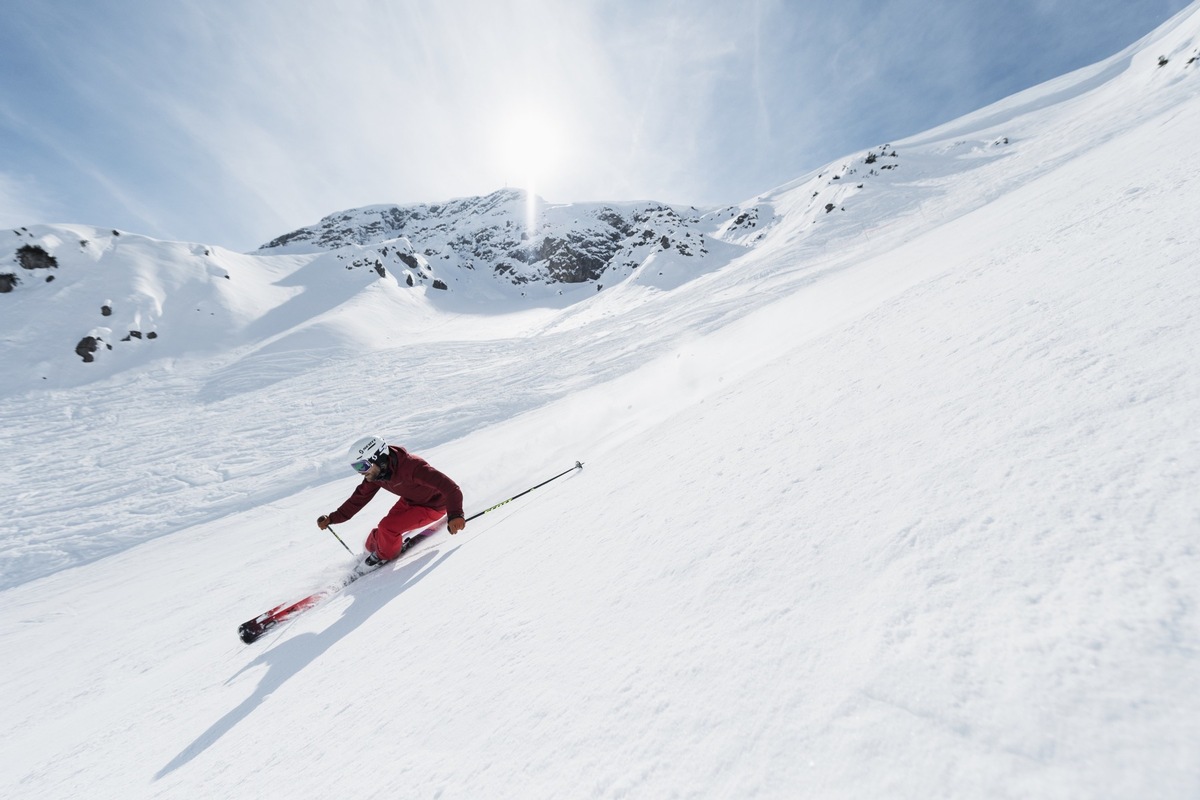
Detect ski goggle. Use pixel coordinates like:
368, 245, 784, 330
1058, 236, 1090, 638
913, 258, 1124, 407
351, 459, 375, 474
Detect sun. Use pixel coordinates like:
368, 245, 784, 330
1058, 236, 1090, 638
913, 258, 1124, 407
494, 108, 566, 195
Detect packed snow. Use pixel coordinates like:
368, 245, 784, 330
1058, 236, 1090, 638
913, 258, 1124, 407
1, 5, 1198, 798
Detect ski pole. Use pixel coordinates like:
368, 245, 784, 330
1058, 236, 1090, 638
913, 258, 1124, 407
465, 461, 583, 522
325, 524, 355, 555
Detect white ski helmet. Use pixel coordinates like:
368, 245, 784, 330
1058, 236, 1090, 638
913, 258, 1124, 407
348, 435, 388, 473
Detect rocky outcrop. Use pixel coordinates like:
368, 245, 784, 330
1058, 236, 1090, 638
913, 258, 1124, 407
259, 190, 718, 290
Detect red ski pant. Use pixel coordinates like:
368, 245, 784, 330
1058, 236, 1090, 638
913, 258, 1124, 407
364, 500, 446, 561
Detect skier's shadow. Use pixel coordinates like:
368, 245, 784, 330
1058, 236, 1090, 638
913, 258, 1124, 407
155, 545, 458, 780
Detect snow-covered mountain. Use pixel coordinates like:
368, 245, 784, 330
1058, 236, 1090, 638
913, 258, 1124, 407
257, 189, 761, 286
1, 3, 1199, 798
0, 134, 1016, 394
0, 192, 761, 392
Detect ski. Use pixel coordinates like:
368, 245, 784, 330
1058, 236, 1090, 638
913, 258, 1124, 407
237, 528, 437, 644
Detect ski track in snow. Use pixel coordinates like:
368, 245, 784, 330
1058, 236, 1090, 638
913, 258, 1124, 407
2, 8, 1200, 798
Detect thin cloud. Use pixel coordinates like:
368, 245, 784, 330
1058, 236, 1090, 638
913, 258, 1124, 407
0, 172, 47, 229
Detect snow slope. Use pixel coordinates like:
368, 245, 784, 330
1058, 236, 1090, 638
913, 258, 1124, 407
1, 4, 1199, 798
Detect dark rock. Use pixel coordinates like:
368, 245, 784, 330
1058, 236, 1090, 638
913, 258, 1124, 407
75, 336, 101, 362
535, 235, 609, 283
16, 244, 57, 270
102, 305, 112, 316
0, 273, 17, 292
597, 209, 633, 237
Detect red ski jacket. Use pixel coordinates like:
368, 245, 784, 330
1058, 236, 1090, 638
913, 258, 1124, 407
329, 446, 464, 524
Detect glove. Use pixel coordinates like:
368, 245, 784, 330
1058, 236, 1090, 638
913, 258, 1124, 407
317, 515, 330, 530
447, 516, 465, 535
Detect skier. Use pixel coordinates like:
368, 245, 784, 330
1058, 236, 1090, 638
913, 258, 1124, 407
317, 435, 466, 566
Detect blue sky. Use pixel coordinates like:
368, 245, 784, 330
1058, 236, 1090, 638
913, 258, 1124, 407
0, 0, 1192, 251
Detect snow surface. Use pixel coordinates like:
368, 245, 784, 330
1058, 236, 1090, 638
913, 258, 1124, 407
2, 5, 1199, 798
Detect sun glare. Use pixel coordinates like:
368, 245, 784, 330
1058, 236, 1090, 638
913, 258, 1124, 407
494, 109, 567, 236
495, 109, 565, 194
